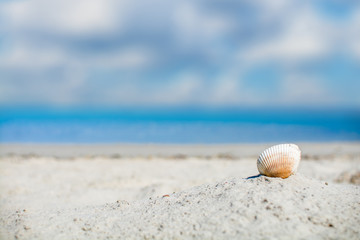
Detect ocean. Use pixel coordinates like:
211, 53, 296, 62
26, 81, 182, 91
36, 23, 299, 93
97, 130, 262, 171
0, 107, 359, 143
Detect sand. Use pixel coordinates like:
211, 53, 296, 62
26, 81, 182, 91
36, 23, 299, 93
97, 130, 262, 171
0, 143, 359, 239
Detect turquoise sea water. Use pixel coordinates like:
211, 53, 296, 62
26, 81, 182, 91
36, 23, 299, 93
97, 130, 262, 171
0, 107, 359, 143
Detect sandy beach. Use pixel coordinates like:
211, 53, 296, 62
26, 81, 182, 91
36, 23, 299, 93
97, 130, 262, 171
0, 142, 359, 239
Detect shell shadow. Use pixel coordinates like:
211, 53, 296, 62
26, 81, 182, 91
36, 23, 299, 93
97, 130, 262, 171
246, 174, 262, 179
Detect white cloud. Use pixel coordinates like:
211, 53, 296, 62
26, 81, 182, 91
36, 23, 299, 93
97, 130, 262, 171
92, 48, 157, 69
211, 78, 241, 105
0, 42, 65, 69
280, 75, 334, 106
150, 72, 206, 105
172, 2, 234, 49
1, 0, 121, 35
347, 9, 360, 59
240, 6, 330, 64
238, 2, 360, 65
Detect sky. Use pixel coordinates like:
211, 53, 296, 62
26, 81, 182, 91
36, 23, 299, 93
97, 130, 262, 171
0, 0, 360, 110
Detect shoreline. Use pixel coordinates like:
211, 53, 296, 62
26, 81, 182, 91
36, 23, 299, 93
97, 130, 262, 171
1, 142, 360, 158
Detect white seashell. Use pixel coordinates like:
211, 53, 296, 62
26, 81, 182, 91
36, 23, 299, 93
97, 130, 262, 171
257, 144, 301, 179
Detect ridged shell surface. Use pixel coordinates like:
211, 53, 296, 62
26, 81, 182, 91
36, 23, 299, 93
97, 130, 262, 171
257, 144, 301, 179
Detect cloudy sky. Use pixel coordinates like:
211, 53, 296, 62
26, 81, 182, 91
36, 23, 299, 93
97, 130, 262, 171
1, 0, 360, 109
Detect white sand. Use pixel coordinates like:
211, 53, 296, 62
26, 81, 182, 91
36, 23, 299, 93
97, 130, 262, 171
0, 143, 359, 239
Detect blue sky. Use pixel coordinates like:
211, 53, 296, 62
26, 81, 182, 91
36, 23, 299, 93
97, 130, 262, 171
0, 0, 360, 109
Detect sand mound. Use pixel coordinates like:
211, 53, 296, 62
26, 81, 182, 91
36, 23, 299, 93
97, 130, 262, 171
1, 174, 359, 240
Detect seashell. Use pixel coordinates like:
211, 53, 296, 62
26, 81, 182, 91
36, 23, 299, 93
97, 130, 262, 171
257, 144, 301, 179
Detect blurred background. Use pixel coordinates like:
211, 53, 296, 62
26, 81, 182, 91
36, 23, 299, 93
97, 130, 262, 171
0, 0, 359, 143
